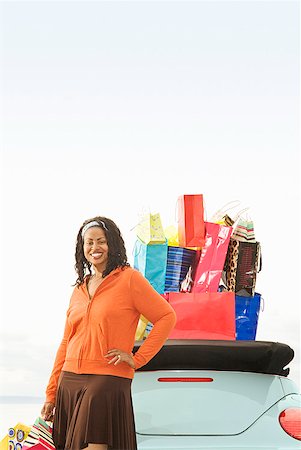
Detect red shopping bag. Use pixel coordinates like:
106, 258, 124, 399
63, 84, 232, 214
168, 291, 235, 340
191, 222, 232, 293
178, 194, 205, 247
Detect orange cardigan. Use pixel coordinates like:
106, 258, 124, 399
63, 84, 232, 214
45, 267, 176, 404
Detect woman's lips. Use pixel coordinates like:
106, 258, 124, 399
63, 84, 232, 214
91, 253, 103, 259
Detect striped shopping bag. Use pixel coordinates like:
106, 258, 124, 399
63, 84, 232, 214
165, 246, 196, 292
23, 417, 54, 449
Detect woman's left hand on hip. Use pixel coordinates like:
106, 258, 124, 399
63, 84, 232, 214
105, 349, 135, 369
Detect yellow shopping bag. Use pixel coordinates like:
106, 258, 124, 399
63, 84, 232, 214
164, 225, 179, 247
135, 315, 149, 340
135, 213, 165, 245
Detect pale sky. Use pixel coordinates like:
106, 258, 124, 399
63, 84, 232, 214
0, 0, 300, 412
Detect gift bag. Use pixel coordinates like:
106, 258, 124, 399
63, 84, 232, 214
0, 423, 31, 450
235, 293, 262, 340
164, 225, 179, 247
135, 315, 149, 340
135, 213, 165, 245
23, 417, 54, 449
217, 214, 234, 227
232, 218, 256, 242
191, 222, 232, 293
133, 238, 168, 294
178, 194, 205, 247
180, 265, 194, 293
223, 238, 261, 297
168, 291, 235, 340
165, 246, 197, 292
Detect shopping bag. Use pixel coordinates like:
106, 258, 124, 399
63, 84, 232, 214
235, 293, 261, 340
164, 225, 179, 247
0, 423, 31, 450
216, 214, 234, 227
232, 218, 256, 242
165, 246, 197, 292
135, 315, 149, 340
180, 265, 194, 293
23, 417, 54, 449
135, 213, 166, 245
222, 238, 261, 297
191, 222, 232, 293
168, 291, 235, 340
178, 194, 205, 247
133, 238, 168, 294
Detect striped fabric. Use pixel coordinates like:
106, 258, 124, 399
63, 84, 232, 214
23, 417, 54, 450
232, 219, 256, 242
165, 246, 196, 292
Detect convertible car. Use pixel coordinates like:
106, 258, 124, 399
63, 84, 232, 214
132, 340, 301, 449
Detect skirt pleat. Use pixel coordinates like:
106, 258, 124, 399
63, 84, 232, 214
53, 371, 137, 450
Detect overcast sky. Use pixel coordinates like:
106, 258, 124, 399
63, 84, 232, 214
0, 0, 300, 416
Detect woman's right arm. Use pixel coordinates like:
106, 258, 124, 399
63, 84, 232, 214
44, 316, 72, 404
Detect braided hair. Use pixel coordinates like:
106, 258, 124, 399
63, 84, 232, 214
74, 216, 130, 286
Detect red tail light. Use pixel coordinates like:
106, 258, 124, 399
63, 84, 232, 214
158, 377, 213, 382
279, 408, 301, 440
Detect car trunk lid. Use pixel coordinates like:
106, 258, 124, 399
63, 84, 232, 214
132, 370, 285, 435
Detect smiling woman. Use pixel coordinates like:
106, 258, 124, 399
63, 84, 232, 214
40, 216, 176, 450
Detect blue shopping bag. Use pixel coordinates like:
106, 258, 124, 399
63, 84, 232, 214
133, 238, 168, 294
235, 293, 261, 340
165, 246, 196, 292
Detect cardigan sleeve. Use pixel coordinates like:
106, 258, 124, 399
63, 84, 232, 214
130, 270, 176, 370
45, 313, 72, 404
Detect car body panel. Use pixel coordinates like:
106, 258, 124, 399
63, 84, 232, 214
135, 394, 301, 449
133, 370, 297, 435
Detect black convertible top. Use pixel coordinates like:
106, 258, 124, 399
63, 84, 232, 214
133, 340, 294, 377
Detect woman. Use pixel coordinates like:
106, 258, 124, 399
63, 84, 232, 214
41, 216, 176, 450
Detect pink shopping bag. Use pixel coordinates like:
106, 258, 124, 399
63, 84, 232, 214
191, 222, 232, 293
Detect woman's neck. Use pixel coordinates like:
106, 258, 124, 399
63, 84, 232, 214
92, 265, 105, 278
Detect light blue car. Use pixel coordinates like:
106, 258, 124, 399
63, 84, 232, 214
132, 340, 301, 449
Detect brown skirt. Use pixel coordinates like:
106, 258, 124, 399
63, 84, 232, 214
53, 371, 137, 450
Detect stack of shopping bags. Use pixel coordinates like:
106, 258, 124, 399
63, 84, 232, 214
133, 195, 262, 341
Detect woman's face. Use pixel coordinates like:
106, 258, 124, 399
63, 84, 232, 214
83, 226, 109, 272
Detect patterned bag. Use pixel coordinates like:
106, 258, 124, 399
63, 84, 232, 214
223, 239, 262, 297
0, 423, 31, 450
232, 218, 256, 242
165, 246, 196, 292
23, 417, 54, 449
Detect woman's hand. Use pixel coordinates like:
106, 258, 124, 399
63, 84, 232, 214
105, 349, 136, 369
41, 402, 55, 422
